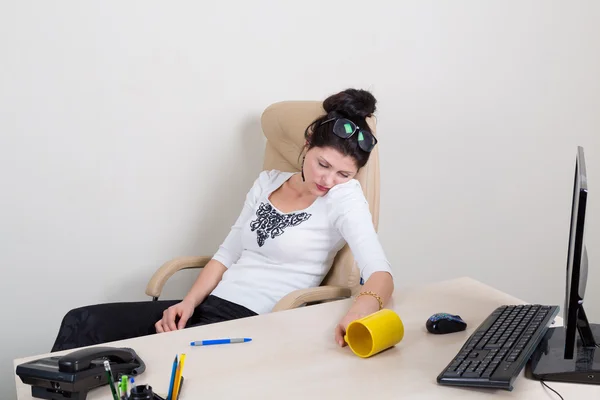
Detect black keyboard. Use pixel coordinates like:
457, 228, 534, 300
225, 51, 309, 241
436, 304, 559, 390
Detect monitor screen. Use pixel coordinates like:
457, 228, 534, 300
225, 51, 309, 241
563, 146, 588, 359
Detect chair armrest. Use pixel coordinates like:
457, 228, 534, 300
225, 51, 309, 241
271, 286, 352, 312
145, 256, 212, 299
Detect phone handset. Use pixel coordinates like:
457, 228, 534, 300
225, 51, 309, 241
58, 346, 141, 373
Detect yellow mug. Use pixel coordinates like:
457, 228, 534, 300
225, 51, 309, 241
344, 309, 404, 358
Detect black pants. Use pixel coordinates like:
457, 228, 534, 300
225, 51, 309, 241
51, 295, 257, 352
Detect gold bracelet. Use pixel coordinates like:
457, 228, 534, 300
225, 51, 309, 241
356, 291, 383, 310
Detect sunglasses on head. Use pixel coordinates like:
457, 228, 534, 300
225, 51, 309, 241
319, 118, 378, 152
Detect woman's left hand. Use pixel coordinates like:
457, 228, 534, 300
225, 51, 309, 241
335, 291, 384, 347
335, 311, 366, 347
335, 310, 373, 347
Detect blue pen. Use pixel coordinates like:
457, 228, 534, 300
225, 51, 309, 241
167, 355, 178, 400
190, 338, 252, 346
129, 377, 134, 396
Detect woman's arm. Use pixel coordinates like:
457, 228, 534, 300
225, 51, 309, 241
334, 271, 394, 346
155, 259, 227, 332
182, 259, 228, 307
326, 180, 395, 346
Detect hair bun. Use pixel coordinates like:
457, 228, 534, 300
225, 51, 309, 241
323, 88, 377, 119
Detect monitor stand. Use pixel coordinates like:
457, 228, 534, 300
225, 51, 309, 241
528, 307, 600, 385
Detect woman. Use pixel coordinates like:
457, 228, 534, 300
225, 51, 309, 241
51, 88, 393, 352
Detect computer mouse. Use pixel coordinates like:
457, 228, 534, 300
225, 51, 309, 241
426, 313, 467, 334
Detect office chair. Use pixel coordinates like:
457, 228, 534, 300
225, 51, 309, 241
144, 100, 381, 312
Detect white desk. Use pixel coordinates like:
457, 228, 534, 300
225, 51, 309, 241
14, 277, 600, 399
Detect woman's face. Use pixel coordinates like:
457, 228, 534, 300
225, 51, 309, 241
302, 146, 358, 196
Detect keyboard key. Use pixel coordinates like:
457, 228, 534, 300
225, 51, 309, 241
484, 343, 503, 349
448, 361, 462, 370
443, 370, 463, 378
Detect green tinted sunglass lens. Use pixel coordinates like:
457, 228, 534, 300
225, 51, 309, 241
334, 119, 354, 138
358, 131, 375, 152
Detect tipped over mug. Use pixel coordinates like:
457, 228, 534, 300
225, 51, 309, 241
344, 309, 405, 358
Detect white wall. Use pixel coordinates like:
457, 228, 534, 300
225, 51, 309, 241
2, 1, 600, 397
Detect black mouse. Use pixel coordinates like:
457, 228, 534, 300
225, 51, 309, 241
426, 313, 467, 334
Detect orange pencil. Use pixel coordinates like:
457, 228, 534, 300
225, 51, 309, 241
172, 354, 186, 400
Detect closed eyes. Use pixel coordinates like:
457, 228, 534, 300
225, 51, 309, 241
319, 162, 349, 178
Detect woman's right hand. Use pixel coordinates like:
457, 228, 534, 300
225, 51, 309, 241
155, 299, 196, 333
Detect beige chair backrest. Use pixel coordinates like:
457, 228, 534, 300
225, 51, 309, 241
260, 100, 380, 293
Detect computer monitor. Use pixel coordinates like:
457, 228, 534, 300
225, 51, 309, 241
528, 146, 600, 384
564, 146, 596, 359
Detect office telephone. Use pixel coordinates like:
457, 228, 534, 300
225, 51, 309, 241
16, 346, 146, 400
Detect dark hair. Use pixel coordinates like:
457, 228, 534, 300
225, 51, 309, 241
304, 88, 377, 169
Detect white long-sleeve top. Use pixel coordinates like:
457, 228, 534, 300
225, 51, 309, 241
210, 169, 393, 314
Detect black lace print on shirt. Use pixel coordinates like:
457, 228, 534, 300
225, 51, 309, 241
249, 202, 311, 247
